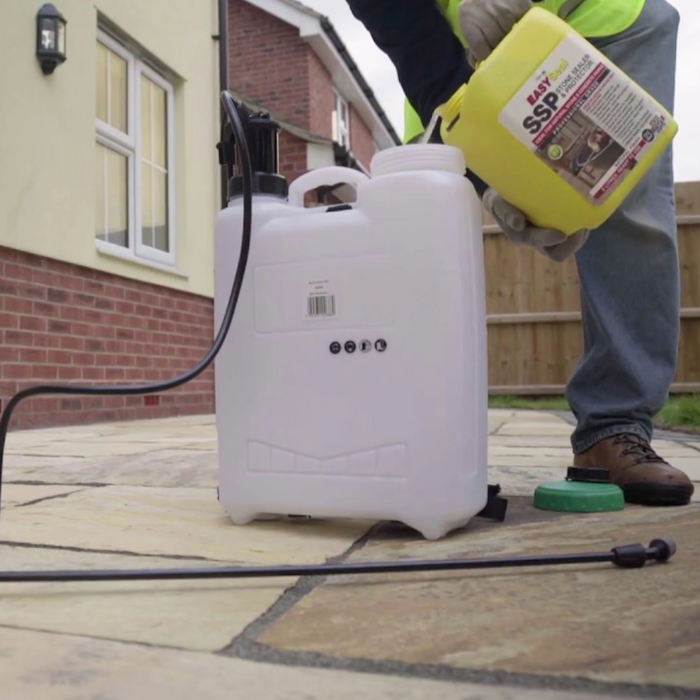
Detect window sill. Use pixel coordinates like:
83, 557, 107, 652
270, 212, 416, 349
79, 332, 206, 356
96, 241, 189, 279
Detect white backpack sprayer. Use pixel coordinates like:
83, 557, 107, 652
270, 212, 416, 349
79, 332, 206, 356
0, 91, 678, 584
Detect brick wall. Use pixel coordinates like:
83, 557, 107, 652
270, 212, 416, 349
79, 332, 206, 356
228, 0, 381, 176
279, 131, 309, 183
228, 0, 311, 130
349, 104, 377, 171
308, 52, 334, 141
0, 246, 214, 431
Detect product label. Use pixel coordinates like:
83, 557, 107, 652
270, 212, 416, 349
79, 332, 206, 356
499, 34, 672, 204
304, 279, 337, 319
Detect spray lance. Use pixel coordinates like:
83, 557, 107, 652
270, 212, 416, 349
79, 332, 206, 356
0, 92, 677, 585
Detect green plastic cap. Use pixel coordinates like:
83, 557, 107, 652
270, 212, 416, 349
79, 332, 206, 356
534, 480, 625, 513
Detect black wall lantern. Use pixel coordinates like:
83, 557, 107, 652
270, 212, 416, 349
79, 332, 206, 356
36, 4, 67, 75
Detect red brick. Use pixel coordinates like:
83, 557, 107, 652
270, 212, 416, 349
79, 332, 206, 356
72, 352, 96, 366
81, 367, 106, 381
33, 301, 59, 317
48, 350, 73, 365
20, 315, 47, 332
71, 323, 91, 337
20, 283, 47, 300
60, 306, 84, 322
4, 264, 33, 282
33, 334, 61, 349
6, 364, 34, 380
4, 329, 33, 345
0, 244, 215, 429
0, 312, 19, 329
4, 297, 33, 314
31, 365, 59, 380
20, 348, 47, 364
0, 384, 19, 403
0, 280, 20, 296
57, 366, 82, 381
0, 347, 20, 363
60, 336, 84, 351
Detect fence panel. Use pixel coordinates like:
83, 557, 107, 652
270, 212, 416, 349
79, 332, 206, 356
483, 181, 700, 394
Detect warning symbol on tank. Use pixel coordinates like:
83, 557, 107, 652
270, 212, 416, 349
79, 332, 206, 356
360, 340, 372, 353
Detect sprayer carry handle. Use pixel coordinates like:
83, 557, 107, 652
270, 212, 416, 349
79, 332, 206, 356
287, 166, 369, 208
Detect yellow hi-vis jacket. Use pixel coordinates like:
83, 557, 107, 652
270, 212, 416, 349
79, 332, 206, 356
404, 0, 646, 143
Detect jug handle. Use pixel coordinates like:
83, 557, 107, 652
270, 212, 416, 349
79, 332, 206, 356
287, 166, 369, 208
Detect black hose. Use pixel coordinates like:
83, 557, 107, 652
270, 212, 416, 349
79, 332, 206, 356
0, 91, 252, 522
0, 539, 677, 583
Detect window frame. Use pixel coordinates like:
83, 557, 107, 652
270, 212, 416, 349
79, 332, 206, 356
332, 89, 351, 150
95, 29, 176, 268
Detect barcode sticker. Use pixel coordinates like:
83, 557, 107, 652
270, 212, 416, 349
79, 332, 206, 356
304, 279, 337, 319
307, 293, 336, 318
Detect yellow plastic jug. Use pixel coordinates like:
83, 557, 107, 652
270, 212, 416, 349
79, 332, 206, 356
436, 7, 678, 235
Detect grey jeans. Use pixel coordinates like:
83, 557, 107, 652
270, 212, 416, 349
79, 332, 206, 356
566, 0, 682, 452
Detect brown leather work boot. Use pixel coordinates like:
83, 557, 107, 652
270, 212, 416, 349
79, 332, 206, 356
573, 434, 694, 506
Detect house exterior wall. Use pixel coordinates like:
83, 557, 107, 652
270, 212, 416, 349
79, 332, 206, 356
349, 104, 378, 172
0, 246, 214, 430
227, 0, 311, 130
308, 52, 334, 141
0, 0, 220, 297
0, 0, 219, 429
279, 132, 310, 182
227, 0, 381, 175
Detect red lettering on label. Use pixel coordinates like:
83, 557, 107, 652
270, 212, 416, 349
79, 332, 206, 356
526, 77, 552, 106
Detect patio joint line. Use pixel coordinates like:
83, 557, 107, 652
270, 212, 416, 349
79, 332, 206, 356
0, 540, 238, 564
222, 645, 700, 699
218, 522, 384, 659
11, 487, 106, 509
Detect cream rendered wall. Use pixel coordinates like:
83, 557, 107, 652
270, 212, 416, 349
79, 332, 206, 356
0, 0, 221, 297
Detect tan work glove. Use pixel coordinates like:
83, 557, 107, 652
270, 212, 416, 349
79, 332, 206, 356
459, 0, 531, 66
484, 189, 590, 262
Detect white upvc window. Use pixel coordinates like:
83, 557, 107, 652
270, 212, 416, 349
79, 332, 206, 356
95, 30, 176, 267
332, 89, 350, 149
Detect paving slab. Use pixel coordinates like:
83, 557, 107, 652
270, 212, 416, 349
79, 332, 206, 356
1, 484, 372, 564
3, 441, 169, 457
488, 454, 571, 468
489, 441, 700, 459
495, 423, 576, 437
664, 456, 700, 480
503, 412, 570, 424
1, 411, 699, 699
3, 484, 88, 507
0, 627, 656, 700
489, 465, 569, 496
489, 435, 577, 448
5, 449, 217, 488
489, 445, 574, 458
257, 501, 700, 691
0, 545, 294, 651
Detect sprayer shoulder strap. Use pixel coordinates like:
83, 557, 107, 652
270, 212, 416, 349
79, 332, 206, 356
558, 0, 587, 20
476, 484, 508, 522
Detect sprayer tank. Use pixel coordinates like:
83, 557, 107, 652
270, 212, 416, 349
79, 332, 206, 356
214, 145, 488, 540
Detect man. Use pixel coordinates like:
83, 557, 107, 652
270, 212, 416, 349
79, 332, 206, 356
346, 0, 694, 506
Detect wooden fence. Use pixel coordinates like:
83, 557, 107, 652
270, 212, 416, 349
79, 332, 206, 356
483, 181, 700, 395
